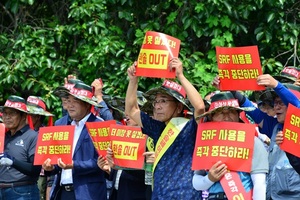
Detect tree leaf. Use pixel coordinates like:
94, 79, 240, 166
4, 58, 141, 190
220, 16, 231, 28
267, 13, 275, 23
256, 32, 264, 41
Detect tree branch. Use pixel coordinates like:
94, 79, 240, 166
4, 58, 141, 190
0, 3, 15, 24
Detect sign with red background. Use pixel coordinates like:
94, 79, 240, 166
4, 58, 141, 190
86, 120, 116, 156
216, 46, 264, 91
0, 123, 5, 153
281, 104, 300, 157
220, 171, 252, 200
136, 31, 181, 78
34, 125, 74, 165
192, 122, 255, 172
110, 124, 147, 170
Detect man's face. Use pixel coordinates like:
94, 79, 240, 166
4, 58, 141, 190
29, 114, 41, 128
152, 94, 181, 122
67, 95, 90, 121
2, 108, 23, 129
61, 97, 69, 110
211, 108, 240, 122
273, 97, 287, 123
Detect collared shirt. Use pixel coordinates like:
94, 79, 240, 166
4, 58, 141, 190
114, 170, 123, 190
140, 112, 201, 200
60, 113, 91, 185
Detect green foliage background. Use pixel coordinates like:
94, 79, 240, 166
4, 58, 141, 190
0, 0, 299, 119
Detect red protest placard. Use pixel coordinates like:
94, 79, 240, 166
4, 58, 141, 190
281, 104, 300, 157
34, 125, 75, 165
136, 31, 181, 78
192, 122, 255, 172
216, 46, 264, 91
86, 120, 116, 156
220, 171, 252, 200
110, 124, 147, 170
0, 123, 5, 153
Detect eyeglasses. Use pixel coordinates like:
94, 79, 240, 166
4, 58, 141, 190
152, 99, 175, 107
273, 101, 285, 107
2, 110, 20, 117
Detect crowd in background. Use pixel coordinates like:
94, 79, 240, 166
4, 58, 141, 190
1, 59, 300, 200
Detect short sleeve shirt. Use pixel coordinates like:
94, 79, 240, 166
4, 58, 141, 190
141, 112, 201, 199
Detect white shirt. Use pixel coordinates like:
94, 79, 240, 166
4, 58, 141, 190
60, 113, 91, 185
114, 170, 123, 190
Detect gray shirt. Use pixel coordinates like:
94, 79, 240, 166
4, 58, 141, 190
251, 136, 269, 174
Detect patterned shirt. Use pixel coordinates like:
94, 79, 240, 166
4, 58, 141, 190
141, 112, 201, 200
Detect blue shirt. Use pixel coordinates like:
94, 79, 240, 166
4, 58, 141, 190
243, 98, 278, 138
243, 82, 300, 138
98, 101, 114, 121
141, 112, 201, 200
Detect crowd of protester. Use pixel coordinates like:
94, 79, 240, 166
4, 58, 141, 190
0, 58, 300, 200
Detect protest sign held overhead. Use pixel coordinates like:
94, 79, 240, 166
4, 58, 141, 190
136, 31, 181, 78
216, 46, 264, 91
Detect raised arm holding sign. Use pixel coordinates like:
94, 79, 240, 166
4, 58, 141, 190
213, 71, 300, 199
125, 56, 205, 199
